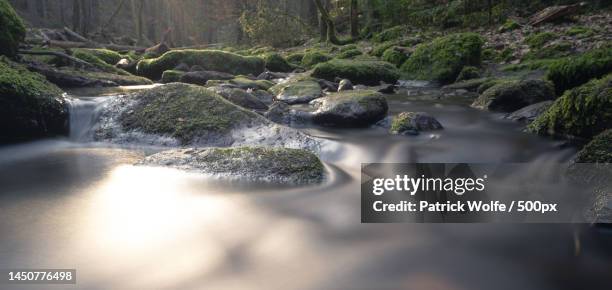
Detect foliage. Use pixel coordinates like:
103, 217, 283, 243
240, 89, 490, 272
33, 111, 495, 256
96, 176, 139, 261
382, 47, 408, 67
0, 0, 26, 57
499, 19, 520, 33
0, 57, 67, 142
546, 47, 612, 94
286, 53, 305, 65
301, 51, 331, 68
312, 59, 400, 86
136, 49, 265, 80
574, 130, 612, 163
525, 42, 573, 60
373, 26, 408, 43
262, 53, 293, 72
567, 26, 595, 38
400, 33, 484, 84
239, 1, 311, 47
525, 32, 557, 49
529, 74, 612, 139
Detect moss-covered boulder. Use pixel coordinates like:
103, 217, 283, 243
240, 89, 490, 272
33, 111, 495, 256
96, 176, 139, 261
337, 49, 363, 59
0, 58, 68, 143
301, 51, 331, 68
529, 74, 612, 139
505, 101, 554, 124
390, 112, 443, 135
443, 77, 492, 92
472, 80, 555, 112
269, 77, 323, 104
373, 26, 409, 43
178, 70, 234, 86
0, 0, 26, 57
136, 50, 265, 80
455, 66, 481, 82
312, 59, 400, 86
207, 86, 268, 111
286, 53, 304, 65
80, 49, 124, 65
546, 47, 612, 94
382, 47, 408, 67
498, 19, 520, 33
574, 130, 612, 163
206, 76, 274, 91
263, 53, 293, 73
311, 90, 388, 127
161, 70, 185, 83
138, 147, 324, 184
72, 49, 130, 75
400, 33, 484, 84
96, 83, 318, 149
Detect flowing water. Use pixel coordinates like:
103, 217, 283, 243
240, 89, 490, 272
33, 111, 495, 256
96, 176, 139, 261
0, 85, 610, 290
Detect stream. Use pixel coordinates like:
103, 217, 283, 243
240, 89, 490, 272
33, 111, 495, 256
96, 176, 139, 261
0, 84, 610, 290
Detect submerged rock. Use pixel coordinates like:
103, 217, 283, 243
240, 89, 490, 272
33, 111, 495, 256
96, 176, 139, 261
207, 86, 268, 111
139, 147, 324, 184
95, 83, 319, 150
505, 101, 553, 124
472, 79, 555, 112
179, 70, 234, 85
311, 90, 388, 127
0, 58, 69, 143
390, 112, 443, 135
136, 49, 265, 80
312, 59, 400, 86
270, 78, 323, 104
529, 74, 612, 139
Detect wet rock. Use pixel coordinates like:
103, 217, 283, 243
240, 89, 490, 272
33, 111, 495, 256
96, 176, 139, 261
472, 79, 555, 112
338, 79, 353, 91
190, 65, 204, 72
180, 70, 235, 86
95, 83, 320, 150
317, 79, 339, 92
390, 112, 443, 135
263, 53, 293, 73
443, 78, 492, 92
313, 59, 400, 86
257, 71, 288, 81
161, 70, 185, 83
311, 90, 388, 128
505, 101, 553, 123
269, 77, 323, 104
207, 86, 268, 111
250, 89, 275, 105
207, 76, 274, 91
174, 63, 190, 72
377, 83, 397, 94
138, 147, 324, 184
0, 58, 69, 143
264, 102, 311, 126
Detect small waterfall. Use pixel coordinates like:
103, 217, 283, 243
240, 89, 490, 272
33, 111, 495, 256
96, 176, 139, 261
67, 97, 107, 142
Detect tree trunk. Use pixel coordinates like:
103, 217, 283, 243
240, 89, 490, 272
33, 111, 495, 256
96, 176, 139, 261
488, 0, 493, 25
313, 0, 339, 44
72, 0, 80, 32
350, 0, 359, 38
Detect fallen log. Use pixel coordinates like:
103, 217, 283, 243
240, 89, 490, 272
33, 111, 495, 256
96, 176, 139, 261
25, 38, 145, 52
529, 2, 588, 26
26, 63, 116, 88
18, 49, 97, 70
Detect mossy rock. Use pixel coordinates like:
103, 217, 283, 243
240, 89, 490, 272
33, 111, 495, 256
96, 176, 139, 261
337, 49, 363, 59
311, 90, 388, 127
269, 77, 322, 105
567, 26, 595, 38
312, 59, 400, 86
0, 57, 68, 143
382, 47, 408, 67
339, 44, 358, 52
138, 147, 324, 184
525, 32, 557, 49
117, 83, 265, 145
472, 79, 555, 112
161, 70, 185, 83
529, 74, 612, 139
371, 41, 398, 57
81, 49, 124, 65
301, 51, 331, 68
286, 53, 304, 65
390, 112, 443, 135
78, 70, 152, 86
574, 130, 612, 163
498, 19, 520, 33
400, 33, 484, 84
263, 53, 293, 73
207, 86, 268, 111
373, 26, 408, 43
455, 66, 481, 82
136, 49, 265, 80
526, 42, 573, 60
546, 47, 612, 94
0, 0, 26, 57
72, 49, 130, 75
443, 77, 492, 92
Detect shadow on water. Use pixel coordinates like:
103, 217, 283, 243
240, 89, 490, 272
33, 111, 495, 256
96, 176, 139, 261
0, 85, 610, 290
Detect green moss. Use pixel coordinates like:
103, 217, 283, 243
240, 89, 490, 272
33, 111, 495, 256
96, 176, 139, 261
546, 47, 612, 94
73, 49, 130, 75
301, 51, 331, 68
574, 130, 612, 163
312, 59, 400, 86
286, 53, 304, 65
337, 49, 363, 59
382, 47, 408, 67
498, 19, 520, 33
455, 66, 481, 82
207, 76, 274, 91
473, 79, 555, 112
136, 49, 265, 80
82, 49, 124, 65
526, 42, 572, 60
567, 26, 595, 38
0, 57, 68, 142
525, 32, 557, 49
400, 33, 484, 84
161, 70, 185, 83
80, 70, 153, 86
371, 41, 398, 57
263, 53, 293, 72
529, 74, 612, 139
0, 0, 26, 57
373, 26, 408, 43
120, 83, 263, 144
339, 44, 358, 52
502, 59, 559, 72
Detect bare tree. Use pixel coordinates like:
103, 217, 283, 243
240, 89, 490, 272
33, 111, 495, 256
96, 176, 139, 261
313, 0, 339, 44
350, 0, 359, 38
